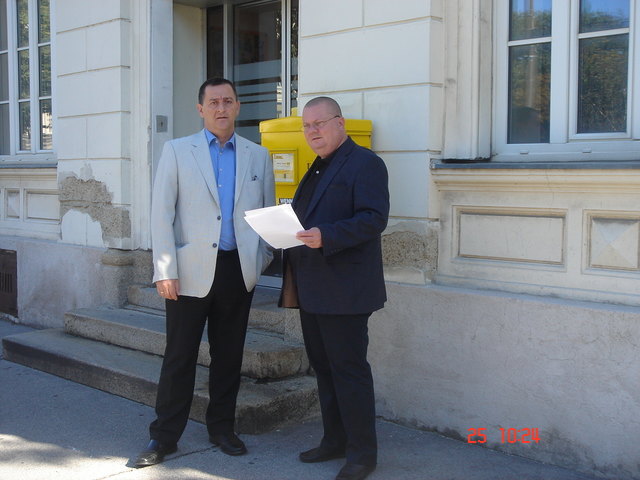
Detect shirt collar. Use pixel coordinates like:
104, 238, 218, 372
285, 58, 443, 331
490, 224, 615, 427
315, 146, 339, 167
204, 129, 236, 150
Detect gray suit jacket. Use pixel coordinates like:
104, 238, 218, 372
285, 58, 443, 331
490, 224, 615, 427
151, 130, 275, 297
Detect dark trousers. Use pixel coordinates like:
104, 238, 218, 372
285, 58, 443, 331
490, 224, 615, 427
300, 309, 377, 466
150, 250, 254, 444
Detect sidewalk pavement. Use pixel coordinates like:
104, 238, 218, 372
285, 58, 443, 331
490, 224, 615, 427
0, 319, 600, 480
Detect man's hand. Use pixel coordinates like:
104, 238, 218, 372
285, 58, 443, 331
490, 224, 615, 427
296, 227, 323, 249
156, 279, 180, 300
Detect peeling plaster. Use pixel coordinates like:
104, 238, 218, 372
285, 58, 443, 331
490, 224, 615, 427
382, 220, 439, 282
59, 175, 131, 246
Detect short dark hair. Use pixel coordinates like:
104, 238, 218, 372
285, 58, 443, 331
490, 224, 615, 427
198, 78, 238, 105
303, 96, 342, 117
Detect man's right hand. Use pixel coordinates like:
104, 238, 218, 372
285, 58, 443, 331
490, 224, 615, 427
156, 279, 180, 301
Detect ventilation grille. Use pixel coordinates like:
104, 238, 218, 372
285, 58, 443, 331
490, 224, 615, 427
0, 250, 17, 316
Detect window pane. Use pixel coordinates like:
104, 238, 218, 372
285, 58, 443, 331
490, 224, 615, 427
233, 0, 282, 143
19, 101, 30, 150
510, 0, 551, 41
0, 103, 8, 155
18, 49, 29, 99
0, 53, 7, 101
580, 0, 629, 34
0, 0, 7, 51
39, 99, 51, 150
39, 44, 50, 96
577, 34, 628, 133
17, 0, 29, 48
38, 0, 50, 43
508, 43, 550, 143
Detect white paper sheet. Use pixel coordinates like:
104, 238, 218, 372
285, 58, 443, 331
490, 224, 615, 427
244, 203, 305, 249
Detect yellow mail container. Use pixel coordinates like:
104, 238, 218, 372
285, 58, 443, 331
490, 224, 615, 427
259, 116, 372, 205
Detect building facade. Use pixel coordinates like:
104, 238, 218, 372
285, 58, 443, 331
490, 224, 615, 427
1, 0, 639, 478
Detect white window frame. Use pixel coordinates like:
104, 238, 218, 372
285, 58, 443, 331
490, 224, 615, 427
0, 0, 55, 163
493, 0, 640, 162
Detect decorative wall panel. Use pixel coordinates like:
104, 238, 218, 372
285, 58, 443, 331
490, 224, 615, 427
588, 214, 639, 271
457, 209, 565, 265
26, 191, 60, 222
6, 190, 20, 219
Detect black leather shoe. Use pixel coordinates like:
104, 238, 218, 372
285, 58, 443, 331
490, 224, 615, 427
335, 463, 376, 480
133, 439, 177, 468
209, 432, 247, 456
299, 446, 346, 463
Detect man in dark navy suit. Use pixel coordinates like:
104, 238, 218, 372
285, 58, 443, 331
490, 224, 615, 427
280, 96, 389, 480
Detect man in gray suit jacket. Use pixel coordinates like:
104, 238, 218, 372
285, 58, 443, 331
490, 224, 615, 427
134, 78, 275, 468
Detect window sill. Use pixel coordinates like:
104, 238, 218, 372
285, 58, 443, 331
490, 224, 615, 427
432, 159, 640, 170
431, 160, 640, 194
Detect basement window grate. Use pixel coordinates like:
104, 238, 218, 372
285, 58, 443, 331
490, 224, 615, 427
0, 250, 17, 316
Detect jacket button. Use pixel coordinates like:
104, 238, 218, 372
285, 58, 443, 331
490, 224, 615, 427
217, 216, 221, 220
212, 243, 217, 248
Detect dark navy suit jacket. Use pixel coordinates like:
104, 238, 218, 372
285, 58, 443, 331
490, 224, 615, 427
280, 137, 390, 315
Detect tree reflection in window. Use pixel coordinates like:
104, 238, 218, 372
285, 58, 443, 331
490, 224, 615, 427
577, 1, 629, 133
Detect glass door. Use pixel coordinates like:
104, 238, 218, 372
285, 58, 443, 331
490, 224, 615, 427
234, 0, 281, 143
207, 0, 297, 144
206, 0, 298, 286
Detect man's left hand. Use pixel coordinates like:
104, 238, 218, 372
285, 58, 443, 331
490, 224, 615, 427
296, 227, 323, 249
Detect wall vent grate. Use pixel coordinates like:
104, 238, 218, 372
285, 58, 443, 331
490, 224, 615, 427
0, 250, 17, 316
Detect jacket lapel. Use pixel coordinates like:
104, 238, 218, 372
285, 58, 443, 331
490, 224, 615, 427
191, 131, 221, 207
234, 135, 252, 204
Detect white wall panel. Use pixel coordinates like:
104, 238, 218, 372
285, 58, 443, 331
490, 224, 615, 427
57, 69, 129, 117
26, 192, 60, 221
364, 85, 432, 152
61, 210, 104, 246
382, 152, 430, 219
301, 21, 431, 92
6, 190, 20, 218
364, 0, 438, 25
299, 0, 363, 36
87, 20, 131, 71
457, 210, 565, 264
57, 0, 130, 32
87, 113, 130, 159
56, 118, 88, 160
56, 30, 87, 75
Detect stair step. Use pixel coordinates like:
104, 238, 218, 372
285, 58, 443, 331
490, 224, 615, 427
127, 284, 304, 343
64, 307, 308, 379
127, 284, 164, 311
248, 287, 301, 337
2, 329, 318, 435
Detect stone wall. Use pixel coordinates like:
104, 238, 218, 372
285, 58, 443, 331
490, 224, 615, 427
370, 282, 640, 480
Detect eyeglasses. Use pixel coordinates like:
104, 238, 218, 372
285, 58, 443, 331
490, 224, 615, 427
302, 115, 341, 132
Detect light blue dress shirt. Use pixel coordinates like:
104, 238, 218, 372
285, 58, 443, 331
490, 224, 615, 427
204, 129, 237, 251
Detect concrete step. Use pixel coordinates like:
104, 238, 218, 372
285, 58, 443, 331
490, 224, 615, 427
2, 328, 318, 435
127, 284, 304, 342
248, 287, 301, 339
127, 284, 164, 311
64, 307, 308, 380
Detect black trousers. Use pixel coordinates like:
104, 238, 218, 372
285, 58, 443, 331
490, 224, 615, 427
300, 309, 377, 466
149, 249, 254, 444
